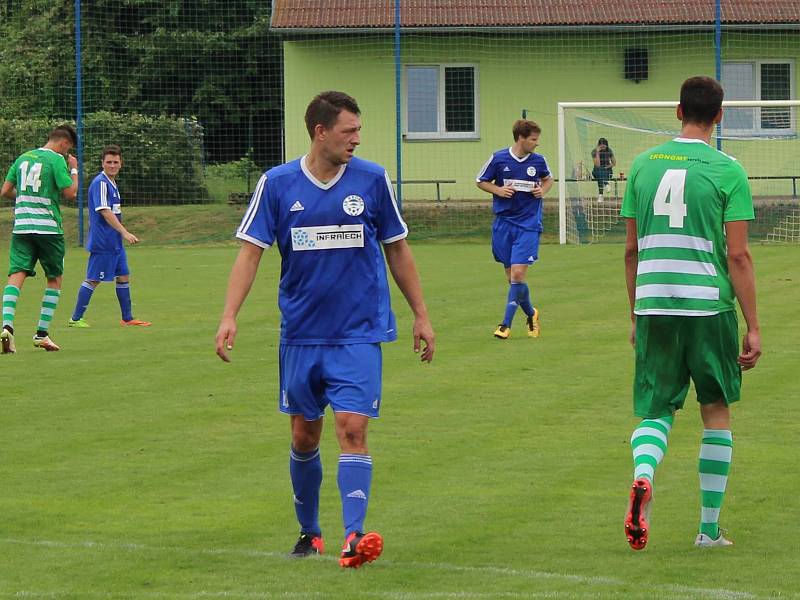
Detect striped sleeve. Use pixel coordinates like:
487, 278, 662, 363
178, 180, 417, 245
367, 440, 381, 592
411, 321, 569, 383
540, 155, 551, 178
236, 174, 274, 248
378, 170, 408, 244
96, 181, 110, 211
476, 154, 496, 182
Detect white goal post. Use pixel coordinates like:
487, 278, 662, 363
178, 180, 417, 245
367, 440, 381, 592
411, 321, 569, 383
557, 100, 800, 244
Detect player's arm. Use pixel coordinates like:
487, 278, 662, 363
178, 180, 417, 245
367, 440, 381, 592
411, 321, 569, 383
476, 155, 513, 198
725, 220, 761, 370
624, 217, 639, 347
61, 155, 79, 201
610, 153, 617, 168
99, 208, 138, 244
534, 175, 554, 198
215, 241, 265, 362
476, 180, 513, 198
0, 181, 15, 199
383, 239, 434, 362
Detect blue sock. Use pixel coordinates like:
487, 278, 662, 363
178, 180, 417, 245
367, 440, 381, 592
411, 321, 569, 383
517, 282, 534, 317
289, 447, 323, 536
71, 282, 96, 321
502, 282, 522, 326
338, 454, 372, 536
116, 282, 133, 321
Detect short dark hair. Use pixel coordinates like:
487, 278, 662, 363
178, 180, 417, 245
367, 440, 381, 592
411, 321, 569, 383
512, 119, 541, 141
101, 144, 122, 161
304, 91, 361, 140
49, 124, 77, 147
680, 76, 724, 125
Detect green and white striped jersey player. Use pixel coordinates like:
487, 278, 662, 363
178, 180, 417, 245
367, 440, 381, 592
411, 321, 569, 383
1, 125, 79, 354
620, 76, 761, 551
622, 139, 754, 316
8, 148, 72, 234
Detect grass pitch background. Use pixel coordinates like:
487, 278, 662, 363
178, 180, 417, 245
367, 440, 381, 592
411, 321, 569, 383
0, 239, 797, 599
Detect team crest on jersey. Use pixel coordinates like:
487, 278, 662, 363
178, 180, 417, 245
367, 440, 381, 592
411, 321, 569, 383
527, 166, 537, 177
342, 194, 365, 216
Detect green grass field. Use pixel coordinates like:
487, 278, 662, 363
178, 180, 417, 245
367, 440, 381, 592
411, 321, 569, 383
0, 241, 797, 599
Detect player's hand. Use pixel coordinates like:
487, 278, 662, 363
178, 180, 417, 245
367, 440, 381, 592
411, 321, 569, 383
629, 317, 636, 347
413, 316, 435, 363
215, 317, 237, 362
532, 182, 543, 198
124, 232, 139, 244
738, 330, 761, 370
497, 184, 514, 198
67, 154, 78, 169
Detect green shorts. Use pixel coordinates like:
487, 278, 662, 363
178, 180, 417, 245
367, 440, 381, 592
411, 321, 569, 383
633, 312, 741, 419
8, 233, 65, 278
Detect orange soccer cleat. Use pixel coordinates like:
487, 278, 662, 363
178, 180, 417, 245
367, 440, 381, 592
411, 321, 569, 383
339, 531, 383, 568
625, 478, 652, 550
121, 319, 152, 327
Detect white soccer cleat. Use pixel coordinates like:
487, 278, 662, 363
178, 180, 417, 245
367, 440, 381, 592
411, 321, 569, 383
694, 532, 733, 547
1, 328, 16, 354
33, 334, 60, 352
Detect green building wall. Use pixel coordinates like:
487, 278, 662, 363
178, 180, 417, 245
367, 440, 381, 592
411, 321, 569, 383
282, 32, 800, 201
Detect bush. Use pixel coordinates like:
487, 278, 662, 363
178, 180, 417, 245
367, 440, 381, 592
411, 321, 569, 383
0, 112, 208, 205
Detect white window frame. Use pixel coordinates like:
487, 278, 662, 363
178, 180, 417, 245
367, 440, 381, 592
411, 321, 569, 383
722, 59, 795, 136
403, 63, 480, 141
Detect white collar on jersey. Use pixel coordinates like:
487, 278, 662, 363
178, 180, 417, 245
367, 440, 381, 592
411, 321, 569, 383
507, 147, 531, 163
673, 137, 710, 145
101, 172, 119, 190
300, 155, 347, 190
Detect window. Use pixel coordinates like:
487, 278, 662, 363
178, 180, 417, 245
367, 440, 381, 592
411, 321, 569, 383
721, 60, 795, 134
405, 64, 478, 140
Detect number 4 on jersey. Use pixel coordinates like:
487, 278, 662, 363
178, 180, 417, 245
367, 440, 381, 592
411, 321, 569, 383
653, 168, 687, 228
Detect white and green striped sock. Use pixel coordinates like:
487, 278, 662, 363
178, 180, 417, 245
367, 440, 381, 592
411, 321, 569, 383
3, 284, 20, 330
699, 429, 733, 539
631, 416, 674, 483
37, 288, 61, 333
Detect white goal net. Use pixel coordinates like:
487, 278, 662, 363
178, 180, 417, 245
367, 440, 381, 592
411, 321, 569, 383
557, 100, 800, 244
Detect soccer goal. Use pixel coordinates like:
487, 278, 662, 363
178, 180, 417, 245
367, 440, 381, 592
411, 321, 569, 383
556, 100, 800, 244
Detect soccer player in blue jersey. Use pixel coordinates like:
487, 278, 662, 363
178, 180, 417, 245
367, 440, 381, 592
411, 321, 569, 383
68, 145, 151, 328
476, 119, 553, 339
215, 91, 435, 569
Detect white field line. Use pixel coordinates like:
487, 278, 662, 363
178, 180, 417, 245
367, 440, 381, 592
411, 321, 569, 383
0, 537, 762, 600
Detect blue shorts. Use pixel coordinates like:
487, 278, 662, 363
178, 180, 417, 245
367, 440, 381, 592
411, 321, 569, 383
86, 250, 129, 281
492, 219, 540, 268
279, 343, 383, 421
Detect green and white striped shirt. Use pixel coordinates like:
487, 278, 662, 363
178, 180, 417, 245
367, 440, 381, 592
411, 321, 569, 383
5, 148, 73, 235
621, 138, 754, 316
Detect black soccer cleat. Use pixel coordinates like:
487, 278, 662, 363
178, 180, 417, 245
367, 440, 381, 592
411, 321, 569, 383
288, 532, 324, 558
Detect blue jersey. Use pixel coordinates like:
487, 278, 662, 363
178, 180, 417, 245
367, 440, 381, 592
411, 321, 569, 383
476, 147, 551, 231
86, 172, 123, 253
237, 155, 408, 345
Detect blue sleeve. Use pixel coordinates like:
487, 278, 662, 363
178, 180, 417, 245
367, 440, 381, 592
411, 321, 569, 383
88, 180, 105, 211
476, 154, 497, 183
376, 171, 408, 243
236, 174, 277, 248
539, 156, 551, 179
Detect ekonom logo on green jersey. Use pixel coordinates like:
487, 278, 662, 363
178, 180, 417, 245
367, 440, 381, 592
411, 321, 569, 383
5, 148, 73, 235
621, 138, 755, 316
